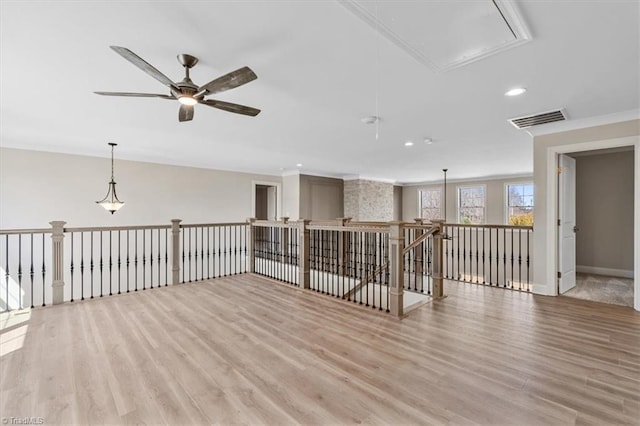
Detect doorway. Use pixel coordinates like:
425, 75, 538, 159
252, 181, 280, 221
557, 147, 635, 307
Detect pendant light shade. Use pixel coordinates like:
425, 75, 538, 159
97, 143, 125, 214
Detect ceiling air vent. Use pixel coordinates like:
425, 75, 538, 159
509, 109, 567, 129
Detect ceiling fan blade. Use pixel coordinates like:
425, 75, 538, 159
195, 66, 257, 97
179, 104, 194, 122
94, 91, 175, 100
110, 46, 179, 92
199, 99, 260, 117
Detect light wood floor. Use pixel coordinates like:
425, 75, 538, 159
1, 274, 639, 425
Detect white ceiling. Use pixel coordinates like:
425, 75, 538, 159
1, 1, 639, 183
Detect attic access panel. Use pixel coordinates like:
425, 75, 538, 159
338, 0, 531, 72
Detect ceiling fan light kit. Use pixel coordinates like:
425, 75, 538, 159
95, 46, 260, 122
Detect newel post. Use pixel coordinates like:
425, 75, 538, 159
389, 221, 404, 317
338, 217, 351, 275
171, 219, 182, 285
431, 219, 445, 299
298, 219, 311, 289
247, 218, 256, 273
50, 221, 66, 305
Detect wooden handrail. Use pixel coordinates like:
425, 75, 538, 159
443, 223, 533, 231
402, 226, 438, 255
0, 228, 52, 235
65, 224, 172, 232
180, 222, 248, 228
307, 224, 390, 233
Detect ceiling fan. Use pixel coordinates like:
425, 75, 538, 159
95, 46, 260, 122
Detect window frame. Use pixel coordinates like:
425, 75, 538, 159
456, 184, 486, 224
504, 181, 534, 225
418, 186, 444, 221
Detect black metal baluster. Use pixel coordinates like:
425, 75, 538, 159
17, 234, 23, 309
494, 228, 499, 287
469, 227, 474, 283
518, 228, 522, 290
503, 228, 507, 288
526, 229, 531, 291
382, 231, 389, 312
30, 234, 35, 307
279, 226, 282, 282
358, 232, 364, 305
510, 228, 515, 289
134, 230, 138, 291
157, 228, 161, 287
142, 230, 147, 290
193, 227, 198, 282
182, 227, 186, 283
456, 227, 461, 280
202, 227, 206, 279
217, 226, 221, 278
336, 230, 341, 292
223, 226, 227, 277
70, 232, 74, 303
462, 226, 467, 281
188, 228, 192, 283
118, 230, 122, 294
3, 235, 9, 312
357, 231, 363, 303
126, 230, 130, 292
99, 231, 104, 297
487, 228, 492, 285
41, 233, 46, 306
236, 225, 240, 276
164, 229, 168, 286
206, 227, 210, 279
475, 227, 479, 284
90, 232, 94, 298
80, 233, 85, 301
109, 230, 113, 296
150, 227, 154, 288
322, 229, 326, 290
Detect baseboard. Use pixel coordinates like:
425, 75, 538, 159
576, 265, 634, 279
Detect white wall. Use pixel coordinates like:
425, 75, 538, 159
282, 174, 300, 220
299, 174, 343, 220
0, 148, 281, 228
402, 176, 533, 224
532, 119, 639, 311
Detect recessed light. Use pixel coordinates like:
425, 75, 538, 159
296, 163, 303, 167
404, 141, 414, 147
505, 87, 527, 97
361, 116, 380, 124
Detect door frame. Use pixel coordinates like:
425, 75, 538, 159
251, 180, 282, 221
544, 135, 639, 310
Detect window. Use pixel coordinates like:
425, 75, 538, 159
419, 187, 443, 221
506, 183, 534, 225
457, 185, 485, 224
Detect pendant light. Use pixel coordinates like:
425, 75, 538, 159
96, 142, 125, 214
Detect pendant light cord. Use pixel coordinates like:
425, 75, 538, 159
110, 144, 115, 182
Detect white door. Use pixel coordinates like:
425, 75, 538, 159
558, 154, 577, 294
